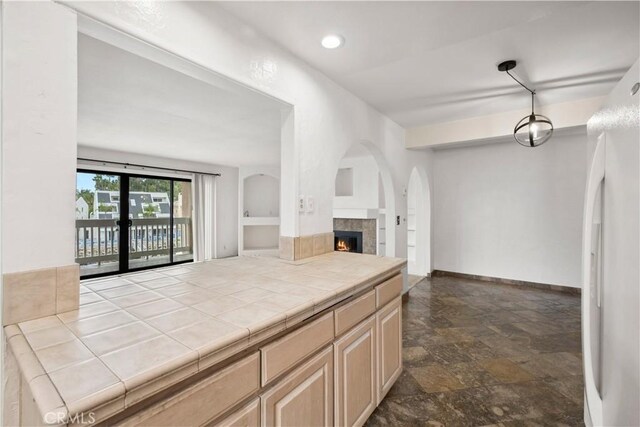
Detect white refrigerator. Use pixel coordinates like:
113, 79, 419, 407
583, 59, 639, 426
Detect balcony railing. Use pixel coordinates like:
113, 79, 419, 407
75, 217, 192, 265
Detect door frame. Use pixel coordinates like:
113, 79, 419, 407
406, 167, 432, 276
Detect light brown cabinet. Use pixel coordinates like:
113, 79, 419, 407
212, 398, 260, 427
376, 296, 402, 404
261, 346, 334, 427
375, 274, 403, 308
120, 352, 261, 427
261, 312, 334, 386
334, 315, 377, 427
115, 274, 404, 427
334, 290, 375, 336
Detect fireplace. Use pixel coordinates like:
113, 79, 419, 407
334, 230, 363, 253
333, 218, 376, 254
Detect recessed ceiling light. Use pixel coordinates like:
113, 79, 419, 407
321, 34, 344, 49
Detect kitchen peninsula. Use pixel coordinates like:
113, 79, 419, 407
6, 252, 405, 426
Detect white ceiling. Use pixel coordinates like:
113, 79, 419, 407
78, 34, 283, 167
218, 1, 640, 128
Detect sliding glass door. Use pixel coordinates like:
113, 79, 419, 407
173, 180, 193, 262
76, 171, 121, 276
76, 170, 193, 278
127, 176, 172, 270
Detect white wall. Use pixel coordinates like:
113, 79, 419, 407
335, 168, 353, 197
78, 146, 240, 258
1, 2, 78, 274
432, 129, 587, 287
65, 1, 433, 258
243, 225, 280, 250
1, 3, 78, 423
333, 155, 379, 210
244, 174, 280, 217
407, 96, 605, 149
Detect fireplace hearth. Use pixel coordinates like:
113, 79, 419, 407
334, 230, 363, 253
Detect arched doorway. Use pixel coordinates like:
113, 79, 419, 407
332, 141, 396, 256
407, 167, 431, 275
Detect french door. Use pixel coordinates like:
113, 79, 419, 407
76, 170, 193, 278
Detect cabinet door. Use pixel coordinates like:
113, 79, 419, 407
376, 297, 402, 404
334, 315, 377, 427
261, 346, 333, 427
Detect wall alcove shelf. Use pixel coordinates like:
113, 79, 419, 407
238, 168, 281, 256
407, 208, 417, 265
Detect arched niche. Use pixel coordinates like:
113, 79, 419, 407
243, 173, 280, 217
239, 168, 280, 256
332, 140, 396, 257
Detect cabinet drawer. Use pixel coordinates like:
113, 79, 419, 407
334, 290, 375, 336
261, 346, 334, 427
375, 274, 402, 308
261, 312, 334, 386
211, 398, 259, 427
120, 352, 260, 427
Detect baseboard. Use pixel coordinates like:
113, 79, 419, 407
431, 270, 581, 295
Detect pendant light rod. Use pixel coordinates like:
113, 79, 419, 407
498, 60, 536, 94
498, 60, 537, 113
504, 69, 535, 95
506, 69, 537, 114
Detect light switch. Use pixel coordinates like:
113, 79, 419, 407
306, 196, 314, 213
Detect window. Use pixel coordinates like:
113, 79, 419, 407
75, 170, 193, 278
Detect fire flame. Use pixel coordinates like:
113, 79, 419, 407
336, 240, 349, 252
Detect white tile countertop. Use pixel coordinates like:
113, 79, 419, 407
5, 252, 406, 425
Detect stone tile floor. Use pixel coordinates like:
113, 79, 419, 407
365, 275, 584, 427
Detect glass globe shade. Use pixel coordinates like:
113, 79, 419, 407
514, 114, 553, 147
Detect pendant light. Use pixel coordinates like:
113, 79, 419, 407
498, 60, 553, 147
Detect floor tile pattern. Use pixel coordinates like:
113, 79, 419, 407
366, 275, 584, 427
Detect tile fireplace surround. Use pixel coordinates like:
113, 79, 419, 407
333, 218, 377, 255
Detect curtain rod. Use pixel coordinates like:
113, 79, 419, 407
77, 157, 221, 177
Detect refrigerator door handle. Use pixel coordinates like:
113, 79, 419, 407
591, 223, 602, 309
582, 135, 606, 426
595, 223, 602, 309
